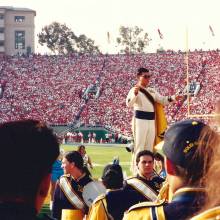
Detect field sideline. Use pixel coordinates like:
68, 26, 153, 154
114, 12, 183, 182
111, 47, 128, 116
60, 143, 132, 178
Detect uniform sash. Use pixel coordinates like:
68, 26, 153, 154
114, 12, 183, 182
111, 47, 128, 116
139, 88, 155, 106
139, 89, 167, 149
59, 177, 85, 209
126, 178, 158, 201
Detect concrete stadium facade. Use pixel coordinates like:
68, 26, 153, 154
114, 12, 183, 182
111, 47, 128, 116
0, 6, 36, 55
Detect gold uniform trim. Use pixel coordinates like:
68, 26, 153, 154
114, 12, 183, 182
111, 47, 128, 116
155, 206, 166, 220
127, 199, 165, 212
191, 206, 220, 220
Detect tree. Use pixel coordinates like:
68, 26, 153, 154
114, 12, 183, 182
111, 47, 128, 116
76, 34, 100, 54
38, 22, 101, 54
116, 26, 151, 54
157, 46, 165, 53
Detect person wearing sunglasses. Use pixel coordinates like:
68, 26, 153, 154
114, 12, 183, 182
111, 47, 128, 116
126, 67, 181, 174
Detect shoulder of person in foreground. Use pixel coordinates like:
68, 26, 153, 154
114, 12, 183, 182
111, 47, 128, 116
123, 199, 166, 220
88, 194, 110, 220
190, 206, 220, 220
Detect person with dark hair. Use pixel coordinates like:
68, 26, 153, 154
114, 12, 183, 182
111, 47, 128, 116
154, 152, 166, 179
126, 67, 181, 173
77, 145, 93, 177
101, 164, 124, 189
0, 119, 60, 220
52, 151, 93, 220
88, 150, 164, 220
125, 150, 164, 201
124, 119, 216, 220
88, 163, 124, 219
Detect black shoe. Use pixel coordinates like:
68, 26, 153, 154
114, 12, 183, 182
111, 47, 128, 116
126, 146, 132, 152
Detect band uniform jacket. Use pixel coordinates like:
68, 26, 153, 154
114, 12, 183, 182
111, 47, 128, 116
52, 173, 92, 220
123, 187, 206, 220
88, 174, 164, 220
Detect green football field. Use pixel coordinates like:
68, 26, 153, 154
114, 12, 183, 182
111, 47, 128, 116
60, 143, 133, 178
42, 143, 132, 210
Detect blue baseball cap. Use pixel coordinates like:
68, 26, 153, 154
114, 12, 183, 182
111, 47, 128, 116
162, 119, 206, 168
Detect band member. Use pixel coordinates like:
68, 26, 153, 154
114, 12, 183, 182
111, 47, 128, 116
123, 120, 216, 220
88, 150, 164, 220
52, 151, 93, 220
88, 163, 124, 220
126, 67, 181, 173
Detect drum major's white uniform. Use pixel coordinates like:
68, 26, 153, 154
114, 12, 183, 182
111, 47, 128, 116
126, 86, 175, 152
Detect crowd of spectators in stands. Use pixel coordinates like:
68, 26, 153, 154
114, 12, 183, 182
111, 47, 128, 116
0, 50, 219, 137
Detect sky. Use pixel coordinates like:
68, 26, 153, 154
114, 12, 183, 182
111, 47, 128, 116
1, 0, 220, 54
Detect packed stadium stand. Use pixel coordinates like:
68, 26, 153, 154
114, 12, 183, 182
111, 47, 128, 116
0, 50, 219, 138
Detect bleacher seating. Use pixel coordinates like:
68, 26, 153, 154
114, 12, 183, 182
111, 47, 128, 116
0, 50, 219, 136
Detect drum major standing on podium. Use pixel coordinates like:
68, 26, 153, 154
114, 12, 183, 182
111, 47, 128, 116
126, 67, 181, 154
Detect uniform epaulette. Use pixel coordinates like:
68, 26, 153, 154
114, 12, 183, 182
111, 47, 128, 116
92, 193, 106, 204
127, 199, 165, 212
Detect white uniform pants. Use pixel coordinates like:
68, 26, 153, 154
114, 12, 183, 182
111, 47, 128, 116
131, 117, 155, 174
133, 117, 155, 152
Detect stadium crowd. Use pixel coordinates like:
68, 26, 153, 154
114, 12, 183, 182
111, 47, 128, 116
0, 50, 219, 138
0, 54, 105, 125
